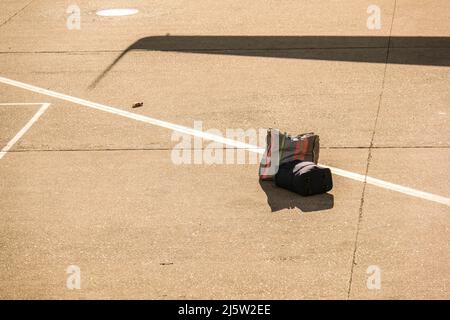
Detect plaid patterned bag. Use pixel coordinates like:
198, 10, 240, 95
259, 129, 320, 180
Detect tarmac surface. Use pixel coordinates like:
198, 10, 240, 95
0, 1, 449, 299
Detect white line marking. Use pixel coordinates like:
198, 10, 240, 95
0, 76, 449, 207
0, 102, 50, 160
0, 76, 263, 152
325, 166, 450, 206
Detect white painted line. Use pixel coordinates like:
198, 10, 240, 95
0, 76, 263, 152
0, 102, 50, 160
96, 8, 139, 17
324, 165, 450, 207
0, 75, 449, 207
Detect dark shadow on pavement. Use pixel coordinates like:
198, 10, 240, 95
90, 35, 450, 88
259, 180, 334, 213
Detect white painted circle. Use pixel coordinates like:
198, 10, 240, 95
96, 8, 139, 17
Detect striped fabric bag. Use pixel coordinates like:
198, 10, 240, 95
259, 129, 320, 180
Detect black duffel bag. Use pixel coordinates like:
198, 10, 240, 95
275, 161, 333, 196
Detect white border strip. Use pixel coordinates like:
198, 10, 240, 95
325, 165, 450, 206
0, 102, 50, 160
0, 76, 449, 207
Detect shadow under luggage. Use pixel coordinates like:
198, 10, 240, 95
259, 180, 334, 213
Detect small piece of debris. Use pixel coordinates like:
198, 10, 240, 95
160, 262, 174, 266
132, 102, 143, 108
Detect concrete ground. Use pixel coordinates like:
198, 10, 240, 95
0, 0, 449, 299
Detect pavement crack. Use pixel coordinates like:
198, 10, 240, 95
0, 0, 34, 29
0, 46, 448, 55
0, 50, 124, 55
4, 147, 258, 153
5, 145, 449, 154
325, 146, 450, 149
346, 0, 398, 299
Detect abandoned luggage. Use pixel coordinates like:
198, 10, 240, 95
275, 161, 333, 196
259, 129, 320, 180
